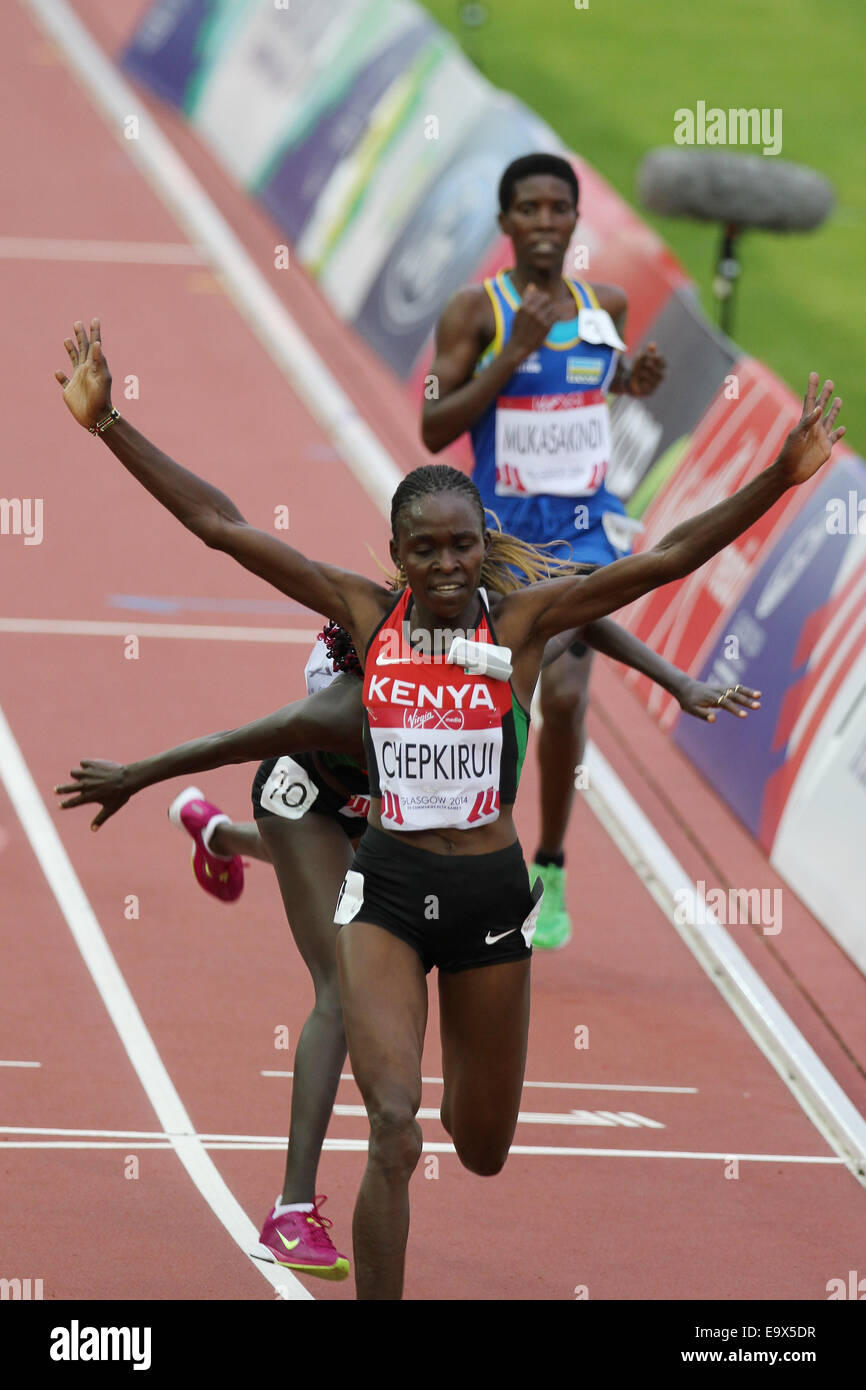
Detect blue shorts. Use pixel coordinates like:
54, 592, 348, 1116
551, 522, 620, 569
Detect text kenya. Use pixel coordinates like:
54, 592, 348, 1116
368, 675, 496, 710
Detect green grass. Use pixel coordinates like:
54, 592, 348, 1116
421, 0, 866, 453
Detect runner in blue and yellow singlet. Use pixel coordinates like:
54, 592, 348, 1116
422, 152, 666, 947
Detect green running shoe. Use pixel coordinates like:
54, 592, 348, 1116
528, 862, 571, 949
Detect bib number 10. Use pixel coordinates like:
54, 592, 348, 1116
260, 756, 320, 820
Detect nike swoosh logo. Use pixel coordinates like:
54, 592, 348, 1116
277, 1231, 300, 1252
485, 928, 517, 945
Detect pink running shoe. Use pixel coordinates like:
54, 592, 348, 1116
253, 1196, 350, 1280
168, 786, 244, 904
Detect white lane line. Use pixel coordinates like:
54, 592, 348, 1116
0, 702, 310, 1300
24, 0, 402, 518
0, 237, 207, 264
583, 742, 866, 1186
330, 1104, 665, 1129
260, 1071, 699, 1094
0, 1124, 842, 1164
0, 619, 318, 643
0, 1060, 42, 1068
0, 1137, 842, 1164
523, 1081, 697, 1094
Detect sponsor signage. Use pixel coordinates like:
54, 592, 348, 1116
673, 450, 866, 842
258, 9, 436, 242
618, 359, 811, 727
355, 96, 557, 376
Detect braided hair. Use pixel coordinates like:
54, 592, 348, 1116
319, 619, 363, 679
390, 463, 589, 593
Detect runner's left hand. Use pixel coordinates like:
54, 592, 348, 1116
627, 342, 666, 396
776, 373, 844, 487
677, 681, 761, 722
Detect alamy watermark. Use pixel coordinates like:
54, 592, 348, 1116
674, 101, 782, 156
1, 1276, 43, 1299
673, 880, 782, 935
825, 491, 865, 535
377, 621, 478, 663
0, 497, 43, 545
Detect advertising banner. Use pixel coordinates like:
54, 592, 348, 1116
186, 0, 366, 184
771, 647, 866, 975
258, 6, 437, 243
673, 451, 866, 971
606, 288, 737, 506
673, 450, 866, 836
618, 359, 811, 727
355, 96, 558, 376
122, 0, 243, 111
300, 43, 492, 318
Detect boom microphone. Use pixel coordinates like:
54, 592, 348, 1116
637, 148, 834, 331
637, 149, 834, 232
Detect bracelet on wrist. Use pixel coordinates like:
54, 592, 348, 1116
89, 407, 120, 436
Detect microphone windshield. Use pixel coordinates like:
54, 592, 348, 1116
638, 149, 834, 231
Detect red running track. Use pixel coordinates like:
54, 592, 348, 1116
1, 0, 865, 1307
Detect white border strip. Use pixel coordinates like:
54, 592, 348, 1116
0, 618, 318, 642
0, 702, 310, 1300
583, 742, 866, 1185
24, 0, 403, 516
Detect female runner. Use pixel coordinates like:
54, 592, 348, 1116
55, 318, 842, 1298
55, 609, 758, 1283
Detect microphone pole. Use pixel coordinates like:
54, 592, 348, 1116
637, 150, 834, 340
714, 222, 741, 336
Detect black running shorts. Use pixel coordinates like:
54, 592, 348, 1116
333, 826, 543, 973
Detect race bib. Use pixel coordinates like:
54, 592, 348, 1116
521, 877, 545, 948
576, 307, 626, 351
601, 511, 644, 556
494, 391, 612, 498
260, 755, 319, 820
333, 869, 365, 925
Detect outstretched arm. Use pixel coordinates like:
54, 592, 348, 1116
55, 676, 364, 829
542, 620, 760, 721
507, 373, 844, 644
55, 320, 387, 639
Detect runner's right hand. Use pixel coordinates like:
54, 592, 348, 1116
54, 759, 130, 829
54, 318, 113, 430
507, 284, 559, 360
